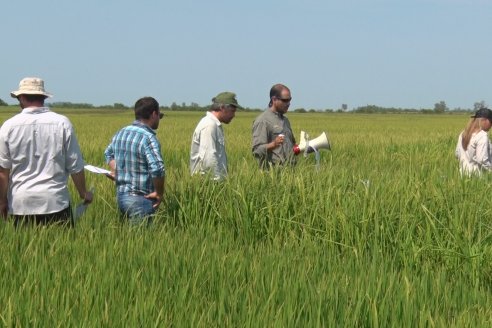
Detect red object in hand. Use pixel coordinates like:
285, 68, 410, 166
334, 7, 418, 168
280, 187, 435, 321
293, 144, 300, 155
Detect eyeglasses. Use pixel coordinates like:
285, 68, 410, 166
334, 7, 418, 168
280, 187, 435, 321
158, 112, 164, 119
277, 97, 292, 103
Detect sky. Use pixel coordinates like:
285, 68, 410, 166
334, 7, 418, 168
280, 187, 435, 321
2, 0, 492, 110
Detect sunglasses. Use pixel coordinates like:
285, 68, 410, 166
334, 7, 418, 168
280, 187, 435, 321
277, 97, 292, 103
158, 112, 164, 119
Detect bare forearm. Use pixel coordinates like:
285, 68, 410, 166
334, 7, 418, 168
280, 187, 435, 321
265, 141, 279, 151
108, 159, 116, 174
0, 168, 9, 218
0, 167, 10, 201
71, 170, 88, 198
153, 176, 165, 196
266, 134, 285, 152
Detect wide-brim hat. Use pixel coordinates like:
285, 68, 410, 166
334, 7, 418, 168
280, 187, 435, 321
212, 91, 242, 109
11, 77, 53, 98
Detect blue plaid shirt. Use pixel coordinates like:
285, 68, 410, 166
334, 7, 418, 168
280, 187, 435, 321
105, 121, 165, 195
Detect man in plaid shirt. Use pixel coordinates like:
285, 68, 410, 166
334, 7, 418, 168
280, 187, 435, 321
104, 97, 165, 225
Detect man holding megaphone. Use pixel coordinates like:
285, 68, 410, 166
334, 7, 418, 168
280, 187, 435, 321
252, 84, 297, 169
293, 131, 331, 155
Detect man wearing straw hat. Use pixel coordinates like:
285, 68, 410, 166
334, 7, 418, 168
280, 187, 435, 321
0, 77, 93, 225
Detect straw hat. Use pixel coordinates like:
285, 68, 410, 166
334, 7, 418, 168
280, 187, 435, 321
10, 77, 53, 98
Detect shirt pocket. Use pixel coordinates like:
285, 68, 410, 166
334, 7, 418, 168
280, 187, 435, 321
271, 125, 284, 138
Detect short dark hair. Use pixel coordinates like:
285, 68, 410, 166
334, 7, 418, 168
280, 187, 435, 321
210, 103, 223, 112
210, 103, 236, 112
269, 84, 290, 107
134, 97, 159, 120
21, 94, 47, 102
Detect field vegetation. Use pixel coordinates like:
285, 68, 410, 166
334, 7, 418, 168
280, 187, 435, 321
0, 107, 491, 326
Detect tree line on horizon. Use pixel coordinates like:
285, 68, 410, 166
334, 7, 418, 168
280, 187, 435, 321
0, 98, 487, 114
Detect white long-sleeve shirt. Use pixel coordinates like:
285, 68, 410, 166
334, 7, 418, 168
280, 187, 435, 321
190, 112, 227, 180
455, 130, 492, 176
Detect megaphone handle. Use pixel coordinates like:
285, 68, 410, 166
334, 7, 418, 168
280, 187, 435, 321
304, 140, 310, 157
313, 147, 320, 171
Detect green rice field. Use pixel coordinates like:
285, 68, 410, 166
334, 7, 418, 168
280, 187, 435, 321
0, 107, 491, 326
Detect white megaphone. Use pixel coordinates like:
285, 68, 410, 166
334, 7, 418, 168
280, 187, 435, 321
293, 131, 331, 155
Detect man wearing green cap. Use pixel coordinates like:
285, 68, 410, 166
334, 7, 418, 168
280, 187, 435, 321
190, 92, 240, 180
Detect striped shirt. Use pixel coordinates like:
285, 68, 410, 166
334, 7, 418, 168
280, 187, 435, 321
104, 121, 165, 195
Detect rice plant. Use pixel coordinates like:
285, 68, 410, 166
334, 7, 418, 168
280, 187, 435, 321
0, 107, 490, 326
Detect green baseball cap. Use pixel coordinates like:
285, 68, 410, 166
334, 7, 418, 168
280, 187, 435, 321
212, 92, 242, 109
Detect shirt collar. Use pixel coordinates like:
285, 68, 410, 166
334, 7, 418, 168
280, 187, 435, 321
206, 111, 222, 126
21, 106, 50, 114
268, 108, 283, 118
132, 120, 156, 135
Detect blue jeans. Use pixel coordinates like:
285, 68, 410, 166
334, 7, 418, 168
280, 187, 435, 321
117, 192, 155, 226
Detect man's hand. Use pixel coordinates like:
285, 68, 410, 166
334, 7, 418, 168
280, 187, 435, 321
144, 192, 162, 209
80, 191, 93, 205
267, 134, 285, 151
105, 172, 115, 181
274, 134, 285, 147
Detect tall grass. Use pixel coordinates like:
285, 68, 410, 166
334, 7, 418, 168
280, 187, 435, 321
0, 107, 490, 326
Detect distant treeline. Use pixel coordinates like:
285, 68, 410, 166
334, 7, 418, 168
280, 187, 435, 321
42, 100, 491, 114
0, 98, 484, 114
45, 101, 473, 114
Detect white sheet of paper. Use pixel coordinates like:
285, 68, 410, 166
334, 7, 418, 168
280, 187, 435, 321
84, 164, 111, 175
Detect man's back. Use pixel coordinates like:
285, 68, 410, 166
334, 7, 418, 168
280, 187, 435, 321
104, 97, 165, 224
105, 121, 164, 195
0, 107, 84, 214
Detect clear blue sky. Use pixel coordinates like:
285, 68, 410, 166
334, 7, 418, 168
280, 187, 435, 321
2, 0, 492, 110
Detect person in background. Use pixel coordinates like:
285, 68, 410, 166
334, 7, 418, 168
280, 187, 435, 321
0, 77, 92, 225
104, 97, 165, 225
252, 83, 296, 169
455, 107, 492, 176
190, 92, 240, 180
